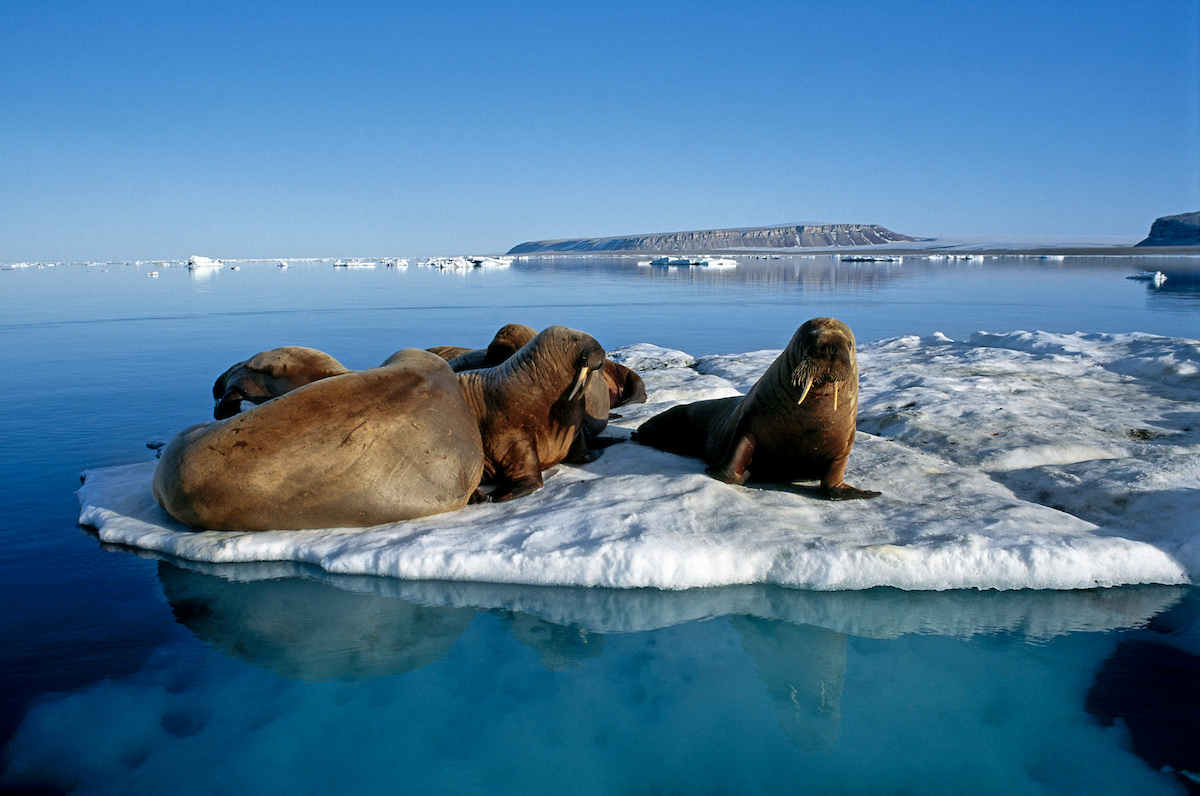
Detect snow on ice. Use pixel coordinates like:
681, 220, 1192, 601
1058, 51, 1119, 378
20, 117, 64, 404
79, 330, 1200, 592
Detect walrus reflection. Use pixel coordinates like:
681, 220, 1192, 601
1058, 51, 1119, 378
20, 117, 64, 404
1086, 590, 1200, 793
730, 617, 846, 752
499, 612, 604, 671
157, 562, 476, 681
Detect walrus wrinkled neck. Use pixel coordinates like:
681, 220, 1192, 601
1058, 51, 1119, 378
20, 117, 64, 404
455, 372, 491, 425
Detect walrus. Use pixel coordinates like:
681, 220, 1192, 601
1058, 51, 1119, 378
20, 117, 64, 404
210, 326, 545, 420
155, 349, 485, 530
426, 345, 474, 361
601, 359, 647, 409
632, 317, 880, 500
443, 323, 645, 448
441, 323, 539, 372
212, 346, 350, 420
457, 325, 606, 501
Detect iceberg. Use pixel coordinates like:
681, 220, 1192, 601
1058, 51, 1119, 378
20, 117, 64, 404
79, 331, 1200, 592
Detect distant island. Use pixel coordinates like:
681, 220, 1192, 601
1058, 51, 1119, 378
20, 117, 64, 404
1136, 211, 1200, 247
508, 223, 923, 254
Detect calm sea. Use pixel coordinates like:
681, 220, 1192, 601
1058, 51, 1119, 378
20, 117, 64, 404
1, 254, 1197, 795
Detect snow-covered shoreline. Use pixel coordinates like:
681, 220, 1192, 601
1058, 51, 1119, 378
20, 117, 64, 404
79, 330, 1200, 592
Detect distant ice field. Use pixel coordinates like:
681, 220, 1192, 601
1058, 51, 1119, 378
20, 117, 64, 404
79, 329, 1200, 592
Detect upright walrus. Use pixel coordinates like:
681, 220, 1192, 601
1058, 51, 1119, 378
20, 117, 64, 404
632, 317, 880, 500
154, 349, 485, 530
430, 322, 641, 447
457, 325, 606, 501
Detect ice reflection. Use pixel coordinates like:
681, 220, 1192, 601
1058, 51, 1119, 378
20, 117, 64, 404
154, 557, 1185, 676
627, 257, 911, 294
1146, 270, 1200, 303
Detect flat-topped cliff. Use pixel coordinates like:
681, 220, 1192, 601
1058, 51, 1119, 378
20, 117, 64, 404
1136, 211, 1200, 247
508, 224, 923, 254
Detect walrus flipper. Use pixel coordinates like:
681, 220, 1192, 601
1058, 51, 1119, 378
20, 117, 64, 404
705, 432, 755, 485
817, 443, 880, 500
564, 430, 602, 465
491, 437, 544, 502
705, 401, 755, 485
821, 484, 882, 500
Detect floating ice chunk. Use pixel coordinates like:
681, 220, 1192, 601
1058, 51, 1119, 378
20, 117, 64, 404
187, 256, 221, 268
417, 256, 511, 270
79, 331, 1200, 592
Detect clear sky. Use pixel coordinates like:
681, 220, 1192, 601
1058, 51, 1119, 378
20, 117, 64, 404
1, 0, 1197, 260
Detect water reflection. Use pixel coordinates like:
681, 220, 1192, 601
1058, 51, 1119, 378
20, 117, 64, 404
499, 612, 604, 671
1086, 588, 1200, 792
157, 562, 476, 681
153, 556, 1186, 672
1146, 270, 1200, 304
731, 617, 844, 752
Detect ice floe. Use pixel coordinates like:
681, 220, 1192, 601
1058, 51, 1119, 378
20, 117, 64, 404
418, 256, 513, 270
79, 330, 1200, 592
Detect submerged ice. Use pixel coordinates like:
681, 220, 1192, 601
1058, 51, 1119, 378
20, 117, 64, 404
78, 330, 1200, 591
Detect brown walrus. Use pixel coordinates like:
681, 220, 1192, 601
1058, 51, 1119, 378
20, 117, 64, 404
631, 317, 880, 500
210, 325, 550, 420
601, 360, 647, 409
212, 346, 350, 419
457, 325, 606, 501
155, 349, 485, 530
426, 345, 475, 361
439, 323, 539, 372
430, 323, 643, 448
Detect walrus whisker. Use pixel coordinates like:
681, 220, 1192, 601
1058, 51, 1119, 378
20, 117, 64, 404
796, 375, 814, 406
567, 365, 589, 401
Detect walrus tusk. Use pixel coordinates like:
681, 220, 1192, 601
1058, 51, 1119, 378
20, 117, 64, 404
567, 366, 589, 401
796, 375, 814, 406
833, 381, 839, 411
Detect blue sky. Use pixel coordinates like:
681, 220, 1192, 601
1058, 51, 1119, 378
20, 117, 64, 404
1, 0, 1197, 259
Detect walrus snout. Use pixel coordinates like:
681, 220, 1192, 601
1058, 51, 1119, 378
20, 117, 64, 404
581, 345, 605, 372
567, 343, 606, 400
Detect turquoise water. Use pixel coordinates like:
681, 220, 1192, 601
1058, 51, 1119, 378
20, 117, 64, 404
1, 255, 1198, 794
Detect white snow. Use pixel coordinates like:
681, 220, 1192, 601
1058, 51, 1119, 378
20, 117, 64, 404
79, 330, 1200, 592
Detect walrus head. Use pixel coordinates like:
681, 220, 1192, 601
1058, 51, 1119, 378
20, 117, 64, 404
212, 346, 348, 419
789, 318, 857, 410
483, 323, 538, 368
497, 325, 605, 402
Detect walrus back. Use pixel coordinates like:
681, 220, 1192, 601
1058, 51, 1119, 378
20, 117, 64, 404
633, 396, 741, 460
154, 350, 484, 531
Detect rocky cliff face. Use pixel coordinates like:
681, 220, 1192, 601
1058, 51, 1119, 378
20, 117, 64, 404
1137, 211, 1200, 246
508, 224, 923, 254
